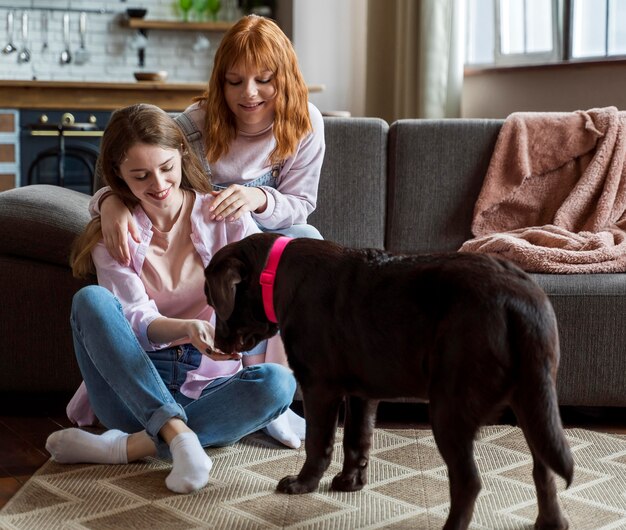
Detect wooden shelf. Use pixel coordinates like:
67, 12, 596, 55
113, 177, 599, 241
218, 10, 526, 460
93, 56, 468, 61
124, 17, 234, 32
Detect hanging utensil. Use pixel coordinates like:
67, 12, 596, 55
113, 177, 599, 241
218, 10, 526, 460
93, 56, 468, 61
59, 12, 71, 64
41, 11, 49, 52
16, 11, 31, 64
74, 12, 90, 65
2, 11, 17, 54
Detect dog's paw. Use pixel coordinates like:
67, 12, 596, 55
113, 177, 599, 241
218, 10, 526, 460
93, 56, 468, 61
276, 475, 319, 494
331, 471, 367, 492
534, 517, 569, 530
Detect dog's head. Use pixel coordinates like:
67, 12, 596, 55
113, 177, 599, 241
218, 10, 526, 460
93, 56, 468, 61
205, 233, 281, 354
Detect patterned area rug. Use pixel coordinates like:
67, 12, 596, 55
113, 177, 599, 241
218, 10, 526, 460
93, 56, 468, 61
1, 426, 625, 529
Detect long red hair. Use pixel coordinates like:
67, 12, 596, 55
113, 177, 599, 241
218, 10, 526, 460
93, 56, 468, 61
198, 15, 311, 165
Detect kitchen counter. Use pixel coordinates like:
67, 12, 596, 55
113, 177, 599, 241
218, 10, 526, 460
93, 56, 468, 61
0, 80, 207, 111
0, 80, 326, 112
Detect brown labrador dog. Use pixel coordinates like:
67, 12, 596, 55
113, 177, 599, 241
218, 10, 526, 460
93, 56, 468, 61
204, 233, 573, 530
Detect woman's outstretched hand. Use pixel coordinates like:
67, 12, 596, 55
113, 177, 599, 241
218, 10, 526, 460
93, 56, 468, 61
187, 320, 241, 361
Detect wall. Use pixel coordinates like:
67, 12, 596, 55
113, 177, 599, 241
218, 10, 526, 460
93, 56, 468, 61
292, 0, 367, 117
0, 0, 236, 83
462, 62, 626, 118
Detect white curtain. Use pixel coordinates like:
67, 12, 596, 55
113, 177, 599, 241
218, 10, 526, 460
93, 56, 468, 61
365, 0, 465, 122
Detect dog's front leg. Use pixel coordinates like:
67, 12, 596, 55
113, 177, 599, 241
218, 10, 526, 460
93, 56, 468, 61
332, 396, 378, 492
277, 387, 343, 495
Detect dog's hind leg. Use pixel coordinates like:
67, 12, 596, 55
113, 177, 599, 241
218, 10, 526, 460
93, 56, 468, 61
508, 306, 572, 529
331, 396, 379, 492
430, 398, 481, 530
277, 387, 343, 494
511, 401, 570, 530
529, 448, 569, 530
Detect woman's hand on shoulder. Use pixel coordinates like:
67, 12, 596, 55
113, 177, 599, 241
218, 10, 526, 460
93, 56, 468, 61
101, 195, 140, 266
209, 185, 267, 221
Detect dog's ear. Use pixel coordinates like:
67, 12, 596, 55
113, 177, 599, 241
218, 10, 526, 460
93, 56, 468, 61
205, 257, 246, 321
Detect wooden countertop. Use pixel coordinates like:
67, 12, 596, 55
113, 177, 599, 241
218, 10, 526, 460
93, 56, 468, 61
0, 80, 326, 112
0, 80, 207, 111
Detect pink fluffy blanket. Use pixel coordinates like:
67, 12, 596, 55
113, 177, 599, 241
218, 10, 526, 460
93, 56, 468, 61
459, 106, 626, 273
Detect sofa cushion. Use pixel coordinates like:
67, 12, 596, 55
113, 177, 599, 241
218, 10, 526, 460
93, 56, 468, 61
386, 119, 503, 253
310, 117, 388, 249
0, 184, 91, 267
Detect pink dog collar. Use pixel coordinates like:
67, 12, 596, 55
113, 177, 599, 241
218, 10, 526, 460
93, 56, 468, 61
260, 236, 293, 323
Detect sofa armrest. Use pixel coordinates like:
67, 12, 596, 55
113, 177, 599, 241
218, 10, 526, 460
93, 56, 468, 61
0, 185, 92, 393
0, 184, 91, 267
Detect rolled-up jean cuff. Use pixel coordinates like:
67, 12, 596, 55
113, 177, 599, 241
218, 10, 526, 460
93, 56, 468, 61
146, 402, 188, 457
241, 339, 267, 357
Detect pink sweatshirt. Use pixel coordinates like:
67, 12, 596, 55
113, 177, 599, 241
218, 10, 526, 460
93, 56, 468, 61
67, 192, 260, 426
182, 101, 325, 229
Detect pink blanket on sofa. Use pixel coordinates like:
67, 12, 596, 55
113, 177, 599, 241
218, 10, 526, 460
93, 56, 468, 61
459, 106, 626, 273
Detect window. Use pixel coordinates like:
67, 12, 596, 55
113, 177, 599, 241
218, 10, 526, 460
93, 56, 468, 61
572, 0, 626, 58
466, 0, 626, 66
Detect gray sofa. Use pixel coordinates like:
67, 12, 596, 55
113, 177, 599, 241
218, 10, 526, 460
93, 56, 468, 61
1, 117, 624, 407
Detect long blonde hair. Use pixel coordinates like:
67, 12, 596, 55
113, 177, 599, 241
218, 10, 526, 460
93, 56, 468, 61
71, 103, 212, 279
198, 15, 311, 165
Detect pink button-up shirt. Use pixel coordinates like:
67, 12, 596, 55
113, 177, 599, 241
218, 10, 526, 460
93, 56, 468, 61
67, 191, 260, 426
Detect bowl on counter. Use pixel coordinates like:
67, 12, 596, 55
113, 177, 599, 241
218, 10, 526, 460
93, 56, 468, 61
134, 71, 168, 82
126, 8, 148, 19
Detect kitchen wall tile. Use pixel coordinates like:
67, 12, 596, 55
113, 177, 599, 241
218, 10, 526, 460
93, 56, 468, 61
0, 0, 233, 83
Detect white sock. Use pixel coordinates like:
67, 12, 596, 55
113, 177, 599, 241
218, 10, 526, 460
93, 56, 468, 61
45, 428, 128, 464
165, 432, 212, 494
264, 411, 301, 449
286, 408, 306, 440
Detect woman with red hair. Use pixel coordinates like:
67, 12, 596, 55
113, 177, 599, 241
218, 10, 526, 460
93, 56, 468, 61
98, 14, 325, 261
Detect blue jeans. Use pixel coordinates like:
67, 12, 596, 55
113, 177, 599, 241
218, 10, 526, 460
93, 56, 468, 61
262, 223, 323, 239
70, 285, 296, 457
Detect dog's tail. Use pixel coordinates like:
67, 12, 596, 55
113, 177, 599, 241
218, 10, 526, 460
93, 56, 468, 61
509, 297, 574, 488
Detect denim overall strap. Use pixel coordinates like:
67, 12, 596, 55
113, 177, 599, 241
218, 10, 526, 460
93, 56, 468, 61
175, 113, 212, 178
211, 164, 280, 192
